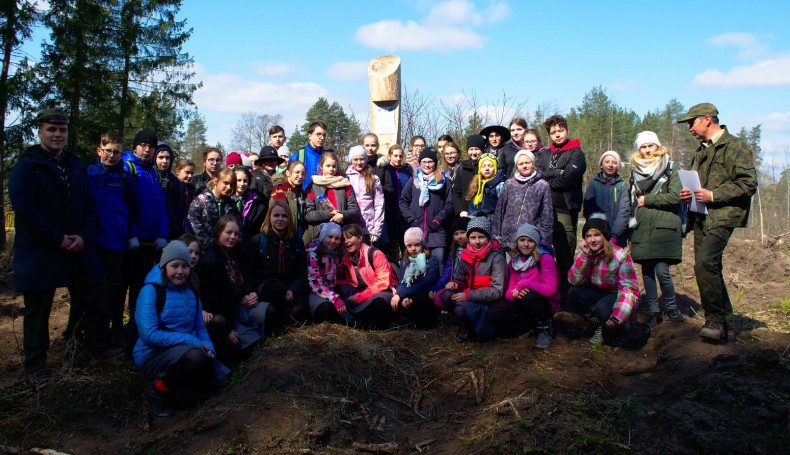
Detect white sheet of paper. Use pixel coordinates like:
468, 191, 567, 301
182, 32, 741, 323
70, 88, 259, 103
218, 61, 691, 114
677, 169, 708, 214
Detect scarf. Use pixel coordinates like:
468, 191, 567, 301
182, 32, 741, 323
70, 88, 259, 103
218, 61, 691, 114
511, 253, 536, 272
414, 169, 445, 207
630, 152, 669, 195
402, 252, 427, 286
514, 169, 538, 183
473, 154, 498, 206
460, 238, 499, 265
311, 174, 350, 188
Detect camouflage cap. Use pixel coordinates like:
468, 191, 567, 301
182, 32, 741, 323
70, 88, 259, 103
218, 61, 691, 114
676, 103, 719, 123
38, 108, 69, 125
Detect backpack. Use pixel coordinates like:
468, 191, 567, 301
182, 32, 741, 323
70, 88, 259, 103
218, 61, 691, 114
122, 282, 194, 358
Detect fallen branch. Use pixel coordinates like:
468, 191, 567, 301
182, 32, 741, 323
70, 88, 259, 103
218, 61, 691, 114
352, 441, 399, 453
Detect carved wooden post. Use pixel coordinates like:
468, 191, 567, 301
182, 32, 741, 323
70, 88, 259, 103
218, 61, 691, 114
368, 55, 401, 152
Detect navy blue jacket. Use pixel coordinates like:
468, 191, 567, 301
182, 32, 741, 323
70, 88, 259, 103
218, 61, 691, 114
123, 151, 168, 241
395, 255, 440, 299
9, 145, 101, 291
87, 159, 139, 252
398, 176, 454, 249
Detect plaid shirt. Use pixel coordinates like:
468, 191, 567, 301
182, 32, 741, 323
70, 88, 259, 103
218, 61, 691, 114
568, 246, 639, 323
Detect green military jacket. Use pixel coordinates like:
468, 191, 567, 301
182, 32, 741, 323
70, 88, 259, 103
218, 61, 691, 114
690, 127, 757, 230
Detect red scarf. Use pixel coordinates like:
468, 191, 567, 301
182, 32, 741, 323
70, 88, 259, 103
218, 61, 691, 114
460, 239, 500, 290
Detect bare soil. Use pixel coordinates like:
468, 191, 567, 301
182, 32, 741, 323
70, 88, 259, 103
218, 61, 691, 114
0, 237, 789, 455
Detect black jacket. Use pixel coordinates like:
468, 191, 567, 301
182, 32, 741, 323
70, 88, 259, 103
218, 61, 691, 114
533, 139, 586, 213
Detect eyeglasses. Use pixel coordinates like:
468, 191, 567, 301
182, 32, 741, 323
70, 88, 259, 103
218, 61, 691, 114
101, 148, 122, 157
524, 140, 539, 145
413, 144, 426, 149
312, 133, 326, 138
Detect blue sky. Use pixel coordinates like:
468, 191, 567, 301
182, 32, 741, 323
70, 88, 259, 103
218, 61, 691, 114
18, 0, 790, 170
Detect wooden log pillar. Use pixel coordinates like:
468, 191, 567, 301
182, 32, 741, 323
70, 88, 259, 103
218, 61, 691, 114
368, 55, 401, 152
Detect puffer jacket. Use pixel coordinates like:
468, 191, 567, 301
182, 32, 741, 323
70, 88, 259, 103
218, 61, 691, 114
533, 139, 586, 213
337, 243, 396, 305
504, 253, 561, 314
304, 180, 360, 241
87, 158, 138, 252
123, 151, 169, 241
398, 174, 454, 249
451, 240, 506, 303
583, 172, 631, 240
492, 173, 554, 247
133, 265, 213, 368
345, 167, 384, 238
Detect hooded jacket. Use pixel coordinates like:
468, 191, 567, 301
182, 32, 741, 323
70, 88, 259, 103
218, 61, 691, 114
187, 189, 240, 249
504, 253, 561, 314
533, 139, 587, 213
337, 243, 397, 305
492, 173, 554, 247
133, 265, 213, 369
123, 150, 169, 241
345, 167, 384, 238
583, 172, 631, 240
87, 158, 139, 252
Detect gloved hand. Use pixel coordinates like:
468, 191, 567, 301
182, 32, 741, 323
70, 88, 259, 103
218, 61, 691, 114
154, 238, 168, 250
127, 237, 140, 251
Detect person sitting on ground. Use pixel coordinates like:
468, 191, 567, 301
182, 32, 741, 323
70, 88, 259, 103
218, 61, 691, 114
306, 222, 346, 324
583, 150, 631, 249
391, 228, 441, 329
488, 224, 560, 349
567, 214, 639, 347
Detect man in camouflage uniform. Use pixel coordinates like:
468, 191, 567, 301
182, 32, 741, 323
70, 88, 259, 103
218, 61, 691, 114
677, 103, 757, 342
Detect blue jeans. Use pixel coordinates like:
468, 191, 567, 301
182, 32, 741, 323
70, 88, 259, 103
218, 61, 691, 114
639, 260, 676, 313
567, 285, 628, 346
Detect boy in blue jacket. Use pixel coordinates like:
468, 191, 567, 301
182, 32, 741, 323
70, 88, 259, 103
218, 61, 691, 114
87, 132, 138, 345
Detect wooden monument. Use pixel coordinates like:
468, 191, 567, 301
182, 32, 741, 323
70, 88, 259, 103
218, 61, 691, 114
368, 55, 401, 151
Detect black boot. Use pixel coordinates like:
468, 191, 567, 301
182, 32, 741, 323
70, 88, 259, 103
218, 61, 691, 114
143, 382, 173, 419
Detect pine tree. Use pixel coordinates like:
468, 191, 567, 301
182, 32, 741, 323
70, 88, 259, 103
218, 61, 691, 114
287, 97, 361, 161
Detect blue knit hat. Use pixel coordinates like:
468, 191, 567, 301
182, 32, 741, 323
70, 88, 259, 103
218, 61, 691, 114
515, 223, 540, 244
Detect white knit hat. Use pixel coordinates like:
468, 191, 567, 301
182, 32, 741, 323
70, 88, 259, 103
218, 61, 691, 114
277, 145, 291, 160
635, 131, 661, 148
598, 150, 622, 168
348, 145, 366, 160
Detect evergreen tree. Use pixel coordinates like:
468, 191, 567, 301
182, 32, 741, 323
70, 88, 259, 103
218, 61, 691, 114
178, 112, 207, 163
287, 97, 361, 161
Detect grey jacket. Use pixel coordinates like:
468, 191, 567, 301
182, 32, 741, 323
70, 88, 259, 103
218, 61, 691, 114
492, 175, 554, 247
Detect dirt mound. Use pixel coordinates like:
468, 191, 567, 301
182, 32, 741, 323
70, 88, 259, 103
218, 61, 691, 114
0, 238, 788, 454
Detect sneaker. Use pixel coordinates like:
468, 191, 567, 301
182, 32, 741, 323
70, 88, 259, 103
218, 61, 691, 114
27, 367, 52, 390
143, 382, 173, 419
665, 308, 684, 323
588, 326, 603, 345
644, 312, 662, 328
535, 330, 553, 349
699, 320, 724, 341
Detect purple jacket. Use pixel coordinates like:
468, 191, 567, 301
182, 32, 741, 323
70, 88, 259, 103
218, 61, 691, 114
492, 174, 554, 247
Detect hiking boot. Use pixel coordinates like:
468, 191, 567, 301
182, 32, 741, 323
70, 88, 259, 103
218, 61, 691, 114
27, 367, 52, 390
665, 308, 684, 323
644, 312, 662, 328
455, 326, 470, 343
588, 325, 603, 345
143, 382, 173, 419
699, 320, 724, 341
535, 330, 553, 349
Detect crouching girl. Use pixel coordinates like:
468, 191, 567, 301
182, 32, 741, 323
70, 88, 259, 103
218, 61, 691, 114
391, 228, 441, 328
441, 217, 506, 342
488, 223, 560, 348
567, 214, 639, 346
134, 241, 228, 419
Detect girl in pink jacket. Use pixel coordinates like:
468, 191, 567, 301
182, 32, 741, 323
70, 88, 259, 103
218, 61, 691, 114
488, 223, 560, 349
345, 146, 384, 244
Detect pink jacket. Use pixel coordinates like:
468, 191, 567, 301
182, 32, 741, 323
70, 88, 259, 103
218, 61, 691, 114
346, 168, 384, 238
504, 254, 561, 315
337, 243, 396, 304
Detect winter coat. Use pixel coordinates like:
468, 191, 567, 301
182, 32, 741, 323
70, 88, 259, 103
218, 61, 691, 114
305, 240, 341, 302
251, 170, 273, 200
398, 176, 454, 249
380, 162, 412, 240
629, 165, 682, 264
504, 254, 561, 314
242, 231, 308, 297
156, 167, 185, 240
187, 189, 241, 249
9, 145, 101, 291
304, 180, 360, 241
451, 242, 506, 304
193, 171, 212, 195
496, 140, 522, 179
337, 243, 397, 305
86, 159, 138, 252
492, 174, 554, 247
197, 244, 245, 329
133, 265, 213, 369
583, 172, 631, 240
568, 246, 639, 324
180, 184, 196, 234
233, 190, 267, 242
467, 172, 506, 220
452, 158, 478, 214
688, 127, 757, 230
533, 139, 587, 213
123, 151, 169, 241
346, 167, 384, 238
395, 255, 441, 299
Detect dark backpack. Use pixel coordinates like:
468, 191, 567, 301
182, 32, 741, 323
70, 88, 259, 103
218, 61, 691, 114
123, 282, 189, 358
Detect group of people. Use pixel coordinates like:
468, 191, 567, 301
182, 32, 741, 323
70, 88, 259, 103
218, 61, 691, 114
11, 102, 756, 419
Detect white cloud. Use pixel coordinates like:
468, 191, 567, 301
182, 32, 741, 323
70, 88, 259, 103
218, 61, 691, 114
194, 72, 327, 114
355, 0, 509, 52
762, 111, 790, 133
691, 55, 790, 88
249, 61, 296, 77
706, 33, 768, 60
326, 60, 369, 81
